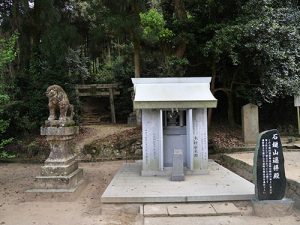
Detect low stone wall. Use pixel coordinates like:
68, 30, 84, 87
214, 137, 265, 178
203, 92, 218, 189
216, 154, 300, 209
81, 128, 142, 161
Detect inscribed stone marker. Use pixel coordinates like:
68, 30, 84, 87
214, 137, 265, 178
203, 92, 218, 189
171, 149, 184, 181
242, 103, 259, 144
253, 129, 286, 200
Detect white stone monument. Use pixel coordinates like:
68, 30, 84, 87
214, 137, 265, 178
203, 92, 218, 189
294, 95, 300, 134
242, 103, 259, 144
132, 77, 217, 176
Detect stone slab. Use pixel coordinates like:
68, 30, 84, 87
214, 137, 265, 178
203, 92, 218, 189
44, 155, 77, 165
144, 215, 300, 225
33, 168, 83, 190
26, 179, 85, 193
101, 160, 255, 203
167, 203, 216, 216
142, 203, 241, 217
171, 149, 184, 181
226, 152, 300, 184
294, 144, 300, 148
252, 198, 294, 217
41, 160, 78, 176
242, 103, 259, 144
143, 204, 168, 217
40, 126, 79, 136
211, 202, 241, 215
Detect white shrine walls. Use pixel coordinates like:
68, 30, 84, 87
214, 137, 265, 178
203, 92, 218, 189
141, 108, 209, 176
192, 108, 208, 174
141, 109, 163, 175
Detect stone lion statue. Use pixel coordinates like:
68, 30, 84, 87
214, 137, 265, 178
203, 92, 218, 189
46, 85, 74, 124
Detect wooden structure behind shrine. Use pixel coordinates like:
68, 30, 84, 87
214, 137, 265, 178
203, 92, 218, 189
75, 84, 120, 124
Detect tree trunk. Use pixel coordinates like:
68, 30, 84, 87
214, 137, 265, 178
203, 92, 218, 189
213, 88, 235, 127
133, 36, 141, 78
208, 63, 216, 128
227, 92, 235, 127
175, 41, 186, 59
173, 0, 187, 58
174, 0, 187, 20
12, 0, 21, 71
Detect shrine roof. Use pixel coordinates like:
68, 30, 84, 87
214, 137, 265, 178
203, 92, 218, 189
131, 77, 217, 109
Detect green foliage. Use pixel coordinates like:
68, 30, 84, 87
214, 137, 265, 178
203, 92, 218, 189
201, 0, 300, 103
93, 63, 115, 83
0, 149, 15, 159
13, 3, 84, 130
202, 24, 242, 65
157, 56, 188, 77
242, 3, 300, 103
0, 33, 18, 73
1, 0, 300, 134
140, 8, 174, 43
0, 33, 17, 156
66, 48, 90, 81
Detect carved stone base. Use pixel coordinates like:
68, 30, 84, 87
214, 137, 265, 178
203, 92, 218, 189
252, 198, 294, 217
44, 119, 75, 127
28, 126, 83, 193
34, 168, 83, 191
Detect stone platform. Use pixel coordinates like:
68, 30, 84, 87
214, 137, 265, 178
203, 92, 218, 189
101, 160, 255, 203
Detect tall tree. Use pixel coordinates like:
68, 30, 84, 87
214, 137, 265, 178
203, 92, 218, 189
88, 0, 145, 78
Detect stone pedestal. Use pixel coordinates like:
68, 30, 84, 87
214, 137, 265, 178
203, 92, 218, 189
242, 103, 259, 144
252, 198, 294, 217
29, 126, 83, 192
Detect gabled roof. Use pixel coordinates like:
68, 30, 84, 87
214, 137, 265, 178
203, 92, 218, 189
132, 77, 217, 109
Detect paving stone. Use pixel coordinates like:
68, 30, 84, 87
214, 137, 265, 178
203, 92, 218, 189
144, 215, 300, 225
167, 203, 216, 216
211, 202, 241, 215
143, 204, 168, 217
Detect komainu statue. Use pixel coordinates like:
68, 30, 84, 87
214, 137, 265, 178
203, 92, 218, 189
45, 85, 74, 126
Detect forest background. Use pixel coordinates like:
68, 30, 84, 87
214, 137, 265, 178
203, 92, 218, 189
1, 0, 300, 156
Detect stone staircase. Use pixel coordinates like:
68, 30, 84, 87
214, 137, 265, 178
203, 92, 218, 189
81, 113, 111, 125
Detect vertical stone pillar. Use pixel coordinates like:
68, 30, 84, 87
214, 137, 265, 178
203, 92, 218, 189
141, 109, 161, 176
192, 108, 208, 174
242, 103, 259, 144
29, 126, 83, 192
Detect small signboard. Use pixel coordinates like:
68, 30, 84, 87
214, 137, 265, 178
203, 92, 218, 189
253, 129, 286, 200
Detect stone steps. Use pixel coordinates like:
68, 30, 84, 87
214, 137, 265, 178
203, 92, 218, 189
81, 113, 111, 125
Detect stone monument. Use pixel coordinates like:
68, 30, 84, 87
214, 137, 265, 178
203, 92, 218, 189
294, 95, 300, 134
252, 129, 294, 216
242, 103, 259, 144
29, 85, 83, 192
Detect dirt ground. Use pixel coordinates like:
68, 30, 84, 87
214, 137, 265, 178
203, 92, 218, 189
1, 124, 300, 225
1, 160, 300, 225
0, 161, 141, 225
